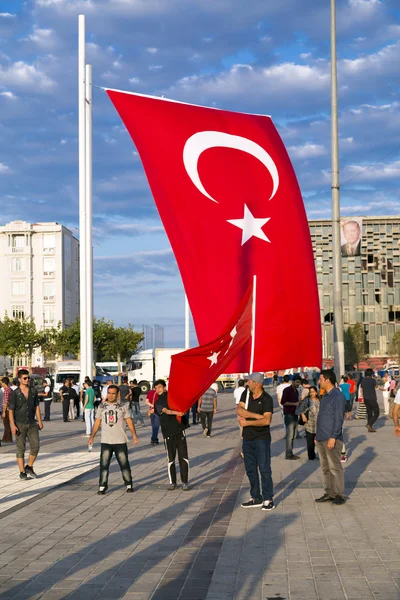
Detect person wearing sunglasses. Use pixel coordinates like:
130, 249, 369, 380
8, 369, 43, 480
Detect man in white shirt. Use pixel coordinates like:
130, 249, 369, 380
276, 375, 291, 430
234, 379, 246, 405
379, 374, 391, 416
101, 379, 113, 402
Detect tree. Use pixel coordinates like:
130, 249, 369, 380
0, 315, 43, 375
389, 331, 400, 366
53, 318, 80, 358
344, 323, 367, 370
100, 323, 143, 383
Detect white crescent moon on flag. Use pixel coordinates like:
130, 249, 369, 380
183, 131, 279, 204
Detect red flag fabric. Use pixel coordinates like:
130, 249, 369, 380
106, 89, 322, 371
167, 281, 253, 414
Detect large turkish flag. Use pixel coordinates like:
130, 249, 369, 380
107, 89, 321, 371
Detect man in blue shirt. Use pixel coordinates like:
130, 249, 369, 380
315, 370, 346, 505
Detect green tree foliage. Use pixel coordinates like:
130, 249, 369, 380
389, 331, 400, 365
0, 314, 43, 374
344, 323, 367, 369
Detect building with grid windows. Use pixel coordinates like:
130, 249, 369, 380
0, 220, 79, 365
309, 216, 400, 360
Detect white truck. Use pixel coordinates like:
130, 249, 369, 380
53, 360, 81, 401
127, 348, 184, 394
127, 348, 241, 394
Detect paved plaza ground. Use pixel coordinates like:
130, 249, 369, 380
1, 390, 400, 600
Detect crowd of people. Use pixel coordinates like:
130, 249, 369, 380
1, 367, 399, 505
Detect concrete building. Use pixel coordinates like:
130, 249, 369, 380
0, 220, 79, 366
309, 215, 400, 360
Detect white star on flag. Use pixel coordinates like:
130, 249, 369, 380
227, 204, 271, 245
226, 326, 238, 352
207, 351, 220, 367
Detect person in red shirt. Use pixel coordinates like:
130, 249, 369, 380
347, 373, 356, 418
146, 385, 160, 445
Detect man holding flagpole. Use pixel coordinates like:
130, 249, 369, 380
237, 373, 275, 511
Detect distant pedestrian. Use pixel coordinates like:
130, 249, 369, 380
8, 369, 43, 480
102, 379, 113, 402
276, 375, 291, 430
393, 386, 400, 437
347, 373, 356, 416
1, 377, 13, 443
234, 379, 246, 405
355, 381, 367, 420
315, 370, 346, 505
39, 378, 52, 421
83, 380, 95, 436
379, 374, 391, 416
60, 378, 71, 422
145, 386, 160, 445
339, 376, 352, 420
300, 386, 320, 460
361, 368, 379, 432
129, 380, 144, 425
198, 386, 217, 438
119, 377, 131, 406
273, 372, 278, 387
281, 376, 302, 460
237, 372, 274, 511
88, 384, 138, 495
154, 379, 190, 491
70, 377, 80, 418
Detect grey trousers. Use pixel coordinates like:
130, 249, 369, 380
318, 439, 344, 498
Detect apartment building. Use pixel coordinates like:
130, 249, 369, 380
0, 220, 79, 364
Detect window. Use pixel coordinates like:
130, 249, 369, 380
11, 281, 25, 296
43, 235, 55, 252
43, 283, 55, 299
12, 235, 24, 248
43, 305, 55, 325
43, 257, 55, 275
12, 257, 24, 272
12, 305, 25, 318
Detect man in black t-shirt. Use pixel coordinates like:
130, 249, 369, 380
361, 369, 380, 432
60, 379, 71, 422
154, 379, 190, 491
237, 372, 274, 511
119, 377, 131, 406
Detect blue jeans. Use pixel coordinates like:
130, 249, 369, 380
131, 402, 144, 425
150, 413, 160, 443
284, 414, 297, 457
99, 443, 132, 488
242, 438, 273, 502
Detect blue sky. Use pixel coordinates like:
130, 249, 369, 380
1, 0, 399, 346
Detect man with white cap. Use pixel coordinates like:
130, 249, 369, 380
236, 372, 275, 511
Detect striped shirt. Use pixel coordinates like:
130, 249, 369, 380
200, 388, 216, 412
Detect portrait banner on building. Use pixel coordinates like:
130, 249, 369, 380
341, 217, 362, 257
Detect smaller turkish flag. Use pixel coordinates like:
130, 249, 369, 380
168, 280, 253, 415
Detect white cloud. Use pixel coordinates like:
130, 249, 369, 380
0, 91, 17, 99
344, 160, 400, 182
0, 13, 16, 17
0, 61, 56, 91
129, 76, 140, 84
24, 26, 57, 49
146, 47, 158, 54
0, 163, 11, 173
149, 65, 163, 71
288, 142, 327, 159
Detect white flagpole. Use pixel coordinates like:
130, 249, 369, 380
78, 14, 87, 381
249, 274, 256, 373
85, 63, 93, 379
185, 294, 190, 349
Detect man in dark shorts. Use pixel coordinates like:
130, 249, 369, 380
8, 369, 43, 480
237, 372, 274, 511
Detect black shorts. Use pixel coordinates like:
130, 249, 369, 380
345, 401, 352, 413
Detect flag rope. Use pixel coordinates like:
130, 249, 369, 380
249, 274, 256, 373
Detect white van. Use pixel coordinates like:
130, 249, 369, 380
53, 360, 81, 401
